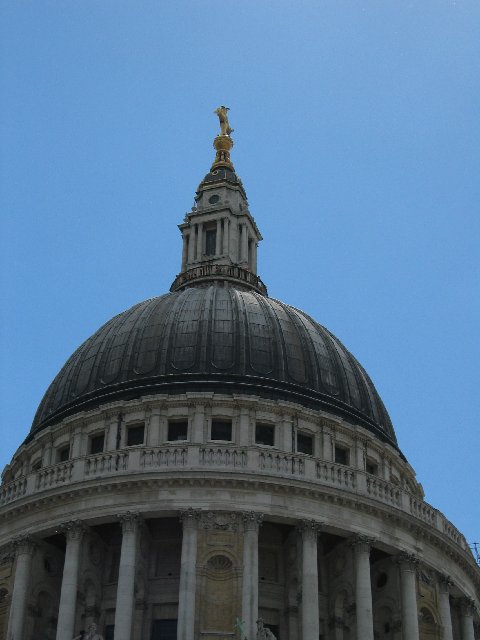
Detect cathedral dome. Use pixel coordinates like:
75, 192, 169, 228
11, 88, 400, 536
30, 284, 397, 448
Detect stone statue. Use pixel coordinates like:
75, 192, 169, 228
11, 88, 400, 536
214, 106, 234, 136
256, 618, 277, 640
73, 622, 104, 640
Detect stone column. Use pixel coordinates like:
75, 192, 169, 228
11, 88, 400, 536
181, 233, 188, 271
178, 509, 200, 640
196, 223, 203, 260
188, 227, 196, 264
56, 521, 85, 640
298, 520, 322, 640
459, 598, 475, 640
351, 535, 374, 640
438, 575, 454, 640
242, 512, 263, 640
191, 403, 205, 443
6, 535, 36, 640
241, 224, 248, 263
223, 218, 229, 255
114, 512, 141, 640
216, 219, 222, 256
397, 552, 419, 640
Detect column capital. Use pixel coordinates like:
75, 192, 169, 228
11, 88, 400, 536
396, 551, 419, 571
459, 597, 476, 617
179, 508, 201, 530
438, 573, 454, 593
10, 534, 36, 556
58, 520, 86, 541
117, 511, 141, 533
297, 519, 323, 540
242, 511, 264, 532
350, 533, 376, 554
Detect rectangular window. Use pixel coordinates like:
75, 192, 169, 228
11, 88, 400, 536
90, 433, 105, 455
205, 228, 216, 256
297, 432, 313, 455
167, 420, 188, 442
255, 423, 275, 447
105, 626, 114, 640
334, 445, 349, 466
31, 459, 42, 472
127, 423, 145, 446
58, 446, 70, 463
211, 419, 232, 441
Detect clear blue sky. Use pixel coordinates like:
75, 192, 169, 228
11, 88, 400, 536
1, 1, 479, 545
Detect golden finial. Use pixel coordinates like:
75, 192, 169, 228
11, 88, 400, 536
211, 106, 235, 171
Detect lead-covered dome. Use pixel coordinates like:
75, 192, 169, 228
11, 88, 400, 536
31, 285, 397, 448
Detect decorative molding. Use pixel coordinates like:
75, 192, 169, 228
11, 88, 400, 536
350, 533, 376, 554
58, 519, 85, 541
10, 534, 36, 556
242, 511, 264, 532
117, 511, 141, 533
396, 551, 420, 570
179, 508, 201, 530
437, 573, 454, 592
199, 510, 241, 532
458, 597, 476, 617
297, 519, 322, 540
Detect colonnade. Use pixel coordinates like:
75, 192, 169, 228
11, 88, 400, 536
5, 513, 477, 640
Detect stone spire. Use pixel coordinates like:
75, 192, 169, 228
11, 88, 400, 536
170, 108, 266, 295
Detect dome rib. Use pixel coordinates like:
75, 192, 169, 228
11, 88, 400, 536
29, 285, 398, 450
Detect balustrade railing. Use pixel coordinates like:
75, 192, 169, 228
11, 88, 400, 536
200, 446, 247, 468
0, 444, 470, 555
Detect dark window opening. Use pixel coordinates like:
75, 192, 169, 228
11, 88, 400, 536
208, 194, 219, 204
168, 421, 188, 442
334, 445, 349, 466
31, 459, 42, 472
90, 433, 105, 455
297, 432, 313, 455
151, 619, 178, 640
127, 424, 145, 446
366, 460, 379, 475
211, 419, 232, 441
58, 446, 70, 463
376, 572, 388, 588
255, 423, 275, 447
205, 228, 216, 256
105, 625, 115, 640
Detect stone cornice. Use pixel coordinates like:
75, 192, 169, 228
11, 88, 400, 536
0, 470, 479, 593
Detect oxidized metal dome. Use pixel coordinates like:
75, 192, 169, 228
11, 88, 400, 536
30, 285, 397, 448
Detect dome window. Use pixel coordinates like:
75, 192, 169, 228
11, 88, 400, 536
89, 433, 105, 455
255, 423, 275, 447
211, 419, 232, 442
366, 458, 379, 475
57, 445, 70, 463
127, 423, 145, 447
334, 445, 350, 466
31, 458, 42, 472
297, 431, 313, 455
167, 420, 188, 442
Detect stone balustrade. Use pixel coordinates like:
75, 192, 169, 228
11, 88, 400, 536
0, 444, 470, 555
